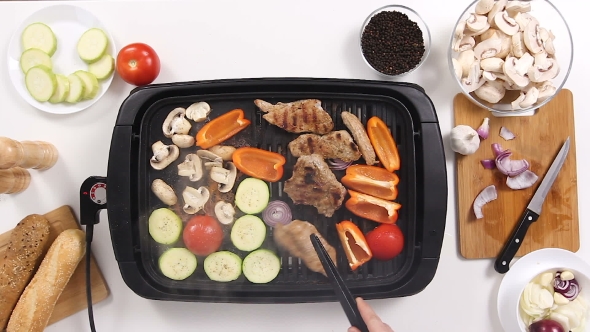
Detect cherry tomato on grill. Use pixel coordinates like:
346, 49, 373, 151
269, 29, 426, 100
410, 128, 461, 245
365, 224, 404, 261
116, 43, 160, 86
183, 215, 223, 256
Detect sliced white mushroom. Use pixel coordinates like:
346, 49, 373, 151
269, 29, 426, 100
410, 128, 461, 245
182, 186, 210, 214
518, 86, 540, 108
487, 0, 507, 24
480, 57, 504, 72
454, 36, 476, 52
495, 31, 512, 59
511, 92, 526, 109
523, 20, 544, 54
452, 58, 463, 79
503, 54, 533, 88
528, 57, 559, 83
457, 49, 476, 78
196, 150, 223, 169
207, 145, 236, 161
452, 20, 467, 52
540, 28, 556, 56
177, 153, 204, 182
461, 60, 485, 93
482, 71, 497, 81
151, 179, 177, 206
210, 162, 237, 193
479, 28, 497, 41
475, 0, 495, 15
473, 37, 502, 59
466, 14, 490, 34
185, 102, 211, 122
150, 141, 180, 170
494, 11, 519, 36
163, 108, 192, 138
514, 12, 537, 32
537, 81, 557, 102
475, 80, 506, 103
171, 134, 195, 148
506, 1, 531, 17
214, 201, 235, 225
511, 32, 526, 57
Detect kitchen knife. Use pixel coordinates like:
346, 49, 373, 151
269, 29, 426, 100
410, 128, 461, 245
494, 137, 570, 274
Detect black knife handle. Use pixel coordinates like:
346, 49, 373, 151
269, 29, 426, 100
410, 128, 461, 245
494, 209, 539, 274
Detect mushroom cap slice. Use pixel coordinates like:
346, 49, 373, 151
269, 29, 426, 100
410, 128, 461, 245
214, 201, 235, 225
528, 57, 559, 83
185, 102, 211, 123
210, 162, 238, 193
163, 108, 192, 138
177, 153, 204, 182
473, 37, 502, 59
518, 86, 540, 108
461, 60, 485, 93
182, 186, 210, 214
506, 1, 531, 16
480, 57, 504, 72
486, 0, 507, 24
475, 80, 506, 103
523, 20, 544, 54
207, 145, 236, 161
457, 49, 476, 78
151, 179, 177, 206
171, 134, 196, 148
494, 11, 519, 36
466, 14, 490, 33
537, 81, 557, 102
150, 141, 180, 170
503, 55, 532, 88
475, 0, 495, 15
511, 32, 526, 58
452, 58, 463, 80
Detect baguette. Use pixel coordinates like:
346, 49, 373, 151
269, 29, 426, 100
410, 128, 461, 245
340, 111, 377, 165
6, 229, 85, 332
0, 214, 51, 331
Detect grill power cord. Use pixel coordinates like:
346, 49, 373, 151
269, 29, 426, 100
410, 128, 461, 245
85, 223, 97, 332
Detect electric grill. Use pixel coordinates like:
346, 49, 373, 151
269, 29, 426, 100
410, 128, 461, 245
81, 77, 448, 303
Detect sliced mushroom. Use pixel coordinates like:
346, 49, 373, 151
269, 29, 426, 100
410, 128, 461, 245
177, 153, 204, 182
163, 108, 192, 138
452, 20, 467, 52
511, 92, 526, 109
473, 37, 502, 59
454, 36, 476, 52
480, 57, 504, 72
452, 58, 463, 79
466, 14, 490, 35
207, 145, 236, 161
495, 31, 512, 59
214, 201, 236, 225
487, 0, 507, 24
475, 80, 506, 103
519, 86, 540, 108
210, 162, 237, 193
480, 28, 498, 41
540, 28, 555, 56
494, 11, 519, 36
457, 49, 476, 78
514, 12, 536, 32
528, 55, 560, 83
151, 179, 177, 206
503, 54, 533, 88
506, 1, 531, 17
182, 186, 210, 214
511, 32, 526, 57
523, 19, 544, 54
150, 141, 179, 170
171, 134, 195, 148
537, 81, 557, 102
196, 150, 223, 169
482, 71, 497, 81
461, 60, 485, 93
185, 102, 211, 123
475, 0, 494, 15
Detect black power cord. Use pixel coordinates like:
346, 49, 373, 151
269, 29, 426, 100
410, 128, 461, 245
85, 223, 97, 332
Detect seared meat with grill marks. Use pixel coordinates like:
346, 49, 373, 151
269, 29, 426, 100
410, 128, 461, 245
273, 220, 337, 276
340, 111, 377, 165
254, 99, 334, 134
288, 130, 362, 162
283, 154, 347, 217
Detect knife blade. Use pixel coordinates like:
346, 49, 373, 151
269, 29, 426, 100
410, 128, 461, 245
494, 137, 570, 274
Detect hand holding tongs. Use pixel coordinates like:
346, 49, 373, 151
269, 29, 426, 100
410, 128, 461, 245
310, 234, 369, 332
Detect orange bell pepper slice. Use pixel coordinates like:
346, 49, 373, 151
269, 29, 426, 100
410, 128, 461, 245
196, 109, 251, 149
366, 116, 400, 172
345, 190, 402, 224
336, 220, 372, 271
232, 147, 286, 182
341, 165, 399, 200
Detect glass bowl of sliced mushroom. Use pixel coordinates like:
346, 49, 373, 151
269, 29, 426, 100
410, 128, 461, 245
449, 0, 573, 114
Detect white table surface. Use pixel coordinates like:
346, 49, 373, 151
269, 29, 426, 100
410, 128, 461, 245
0, 0, 588, 331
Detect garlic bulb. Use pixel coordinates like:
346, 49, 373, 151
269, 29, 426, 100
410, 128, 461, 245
450, 125, 480, 155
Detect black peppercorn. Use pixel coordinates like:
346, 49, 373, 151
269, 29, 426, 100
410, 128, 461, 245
361, 10, 426, 76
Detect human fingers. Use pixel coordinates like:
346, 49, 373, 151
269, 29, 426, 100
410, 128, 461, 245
348, 327, 361, 332
356, 298, 395, 332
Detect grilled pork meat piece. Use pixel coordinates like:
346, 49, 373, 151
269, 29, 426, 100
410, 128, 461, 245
288, 130, 362, 162
273, 220, 337, 276
283, 154, 347, 217
340, 111, 377, 165
254, 99, 334, 134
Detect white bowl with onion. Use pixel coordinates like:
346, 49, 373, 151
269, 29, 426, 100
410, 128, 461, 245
497, 248, 590, 332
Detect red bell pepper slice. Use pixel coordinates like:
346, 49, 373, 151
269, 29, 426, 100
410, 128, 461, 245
336, 220, 372, 271
367, 116, 401, 172
196, 109, 251, 149
341, 165, 399, 200
345, 190, 402, 224
232, 147, 286, 182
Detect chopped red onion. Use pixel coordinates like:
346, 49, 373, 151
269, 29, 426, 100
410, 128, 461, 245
480, 159, 496, 169
495, 150, 530, 176
477, 117, 490, 140
492, 143, 504, 157
506, 170, 538, 190
262, 200, 293, 227
500, 126, 516, 141
328, 158, 352, 170
553, 273, 580, 301
473, 185, 497, 219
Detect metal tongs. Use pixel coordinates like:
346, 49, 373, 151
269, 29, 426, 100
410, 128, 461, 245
310, 234, 369, 332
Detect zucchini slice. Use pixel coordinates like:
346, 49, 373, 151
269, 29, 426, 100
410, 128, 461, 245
25, 65, 56, 102
48, 74, 70, 104
87, 54, 115, 80
234, 178, 270, 214
159, 248, 197, 281
20, 48, 53, 73
242, 249, 281, 284
74, 70, 99, 100
148, 208, 183, 245
231, 215, 266, 252
21, 22, 57, 56
77, 28, 109, 63
65, 73, 85, 103
203, 251, 242, 282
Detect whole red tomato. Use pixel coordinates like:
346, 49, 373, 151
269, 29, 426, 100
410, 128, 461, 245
116, 43, 160, 86
183, 215, 223, 256
365, 224, 404, 261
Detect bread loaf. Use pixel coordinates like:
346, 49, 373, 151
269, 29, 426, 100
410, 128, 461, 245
6, 228, 85, 332
0, 214, 51, 331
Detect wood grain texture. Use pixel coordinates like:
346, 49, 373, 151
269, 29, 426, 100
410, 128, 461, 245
454, 89, 579, 259
0, 205, 109, 326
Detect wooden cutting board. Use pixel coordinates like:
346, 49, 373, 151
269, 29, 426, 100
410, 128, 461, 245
454, 89, 579, 259
0, 205, 109, 325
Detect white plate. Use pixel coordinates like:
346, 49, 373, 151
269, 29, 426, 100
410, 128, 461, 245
7, 4, 116, 115
497, 248, 590, 332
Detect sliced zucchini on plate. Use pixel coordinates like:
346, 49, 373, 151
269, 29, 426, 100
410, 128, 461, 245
25, 65, 56, 102
77, 28, 109, 63
20, 48, 52, 74
74, 70, 99, 100
21, 22, 57, 56
88, 54, 115, 80
65, 73, 85, 103
204, 251, 242, 282
49, 74, 70, 104
159, 248, 198, 281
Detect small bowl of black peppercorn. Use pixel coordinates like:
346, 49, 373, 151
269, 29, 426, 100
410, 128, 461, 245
360, 5, 431, 78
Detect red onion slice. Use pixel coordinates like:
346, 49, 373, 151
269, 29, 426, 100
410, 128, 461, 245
328, 158, 352, 170
473, 185, 497, 219
553, 274, 580, 301
500, 126, 516, 141
477, 117, 490, 140
507, 170, 538, 190
496, 150, 530, 176
481, 159, 496, 169
262, 200, 292, 227
492, 143, 504, 157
